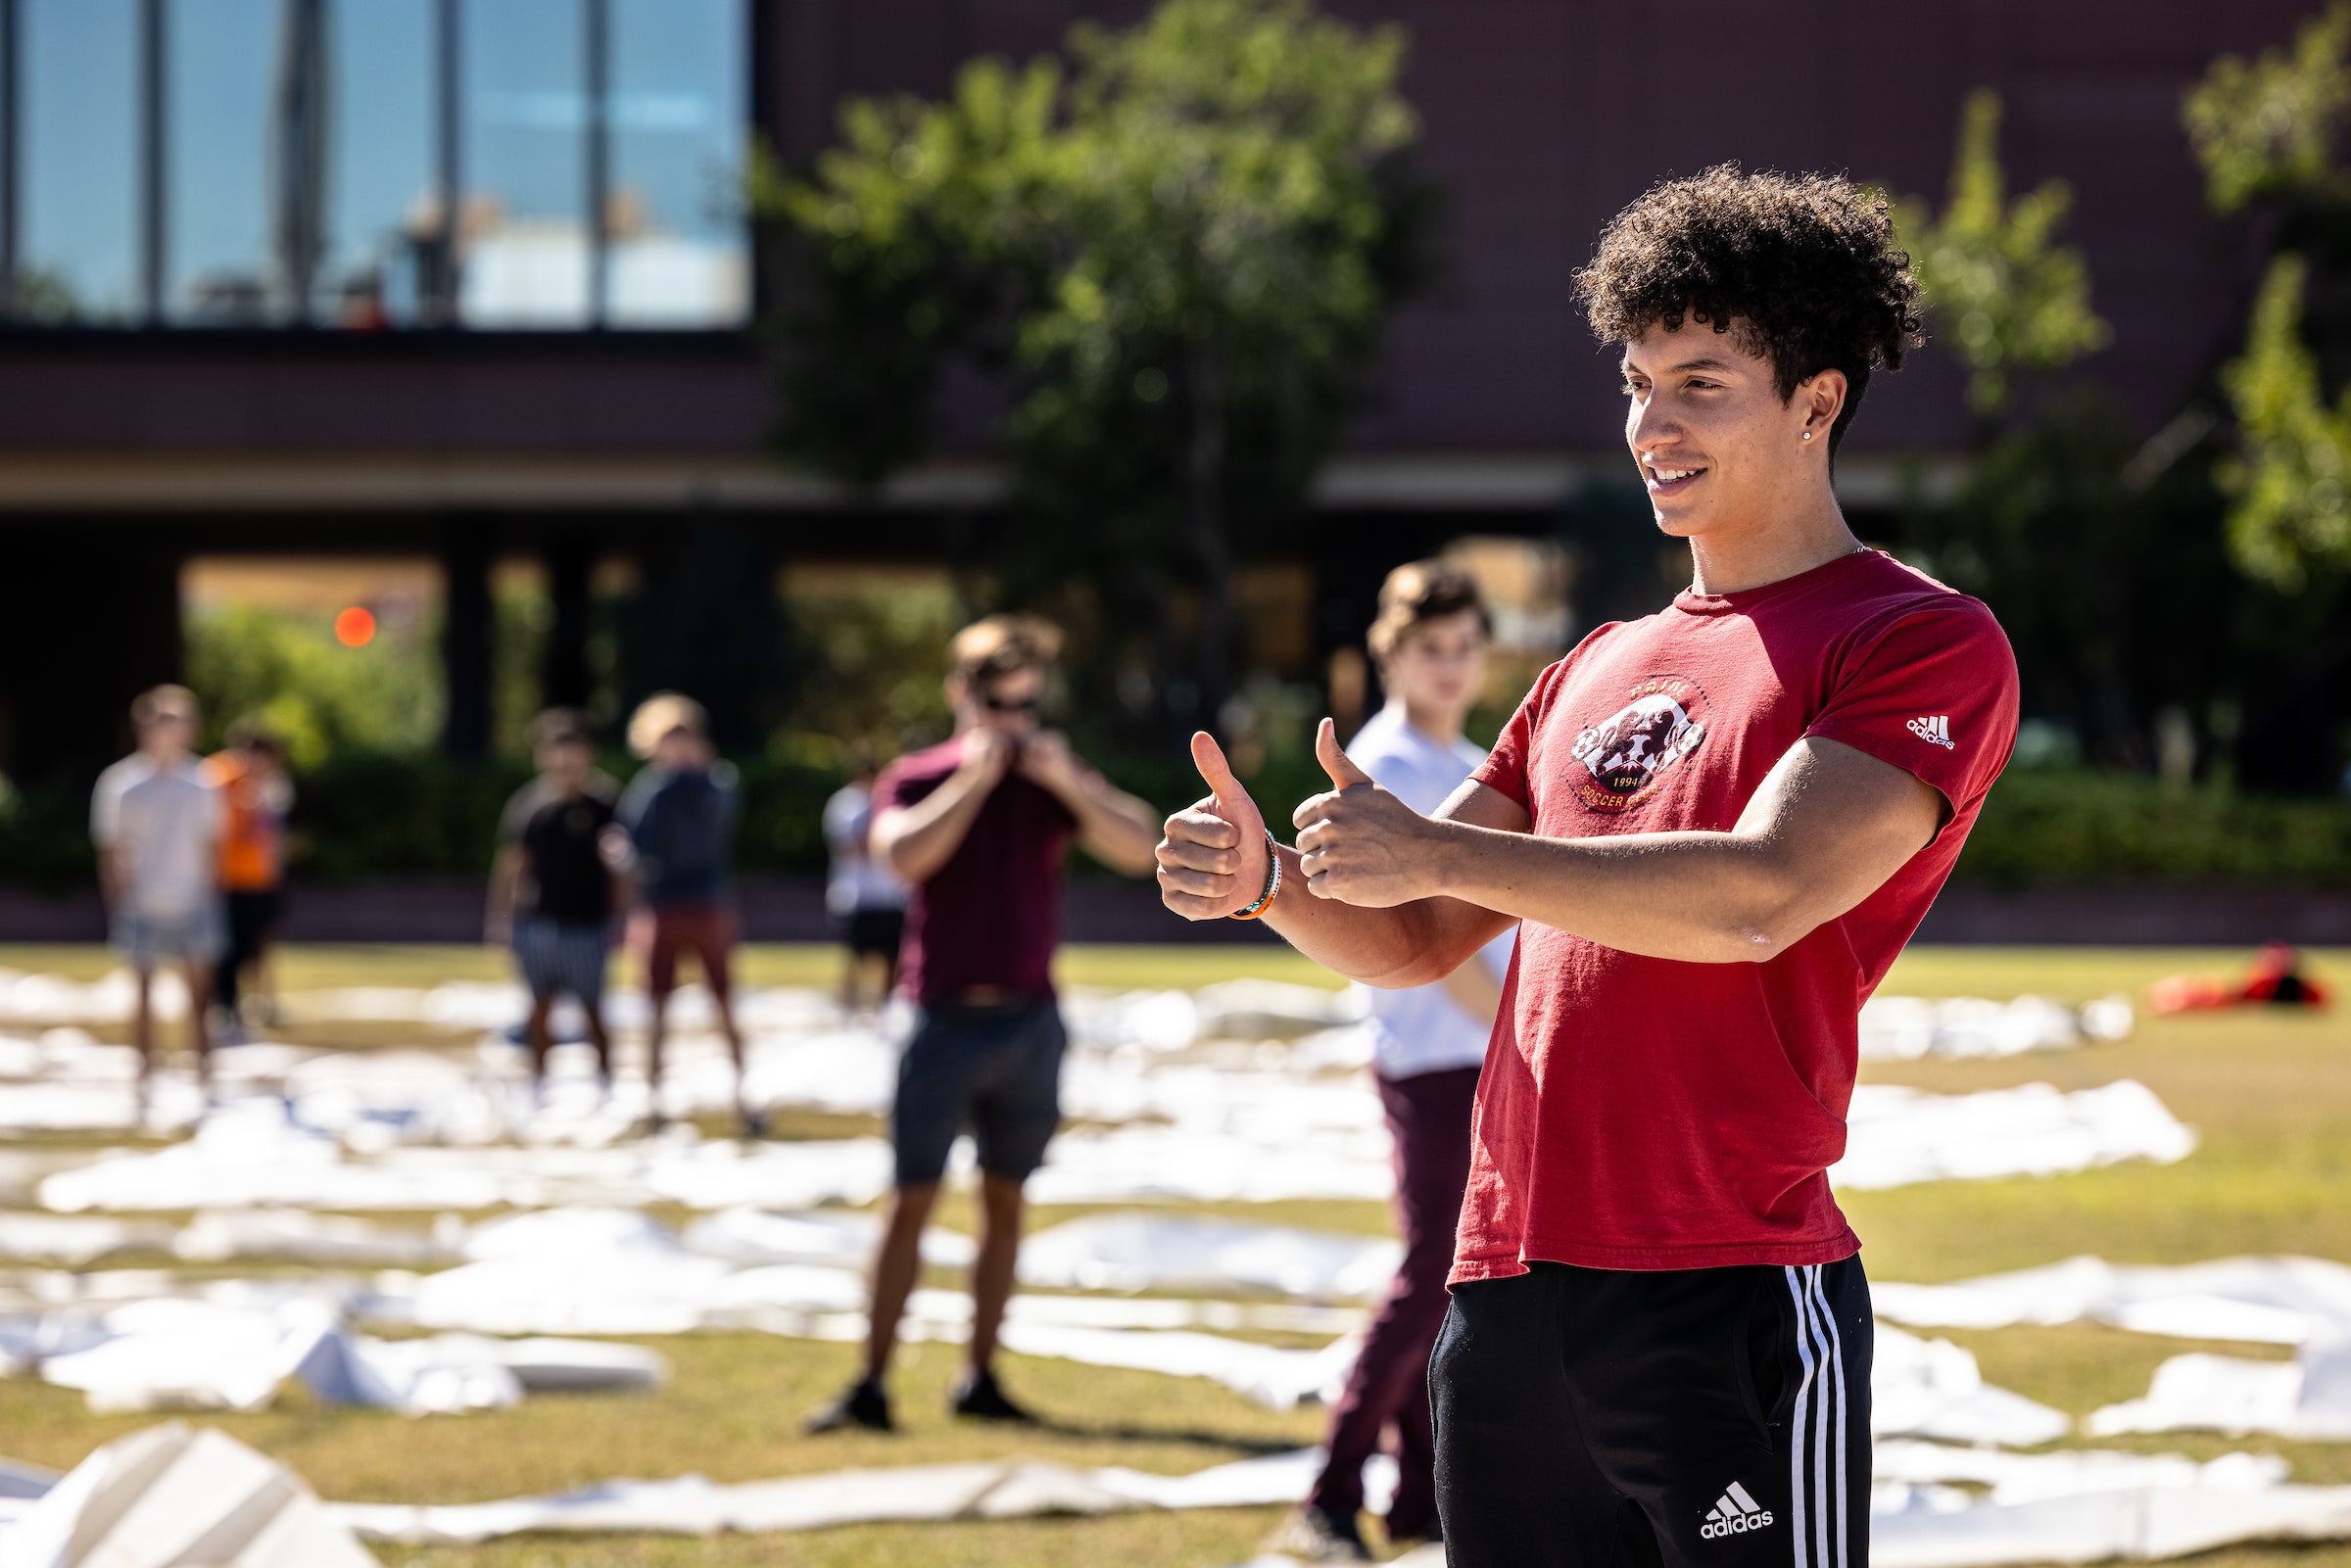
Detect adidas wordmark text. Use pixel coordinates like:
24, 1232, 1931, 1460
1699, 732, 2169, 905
1699, 1480, 1775, 1540
1906, 714, 1955, 749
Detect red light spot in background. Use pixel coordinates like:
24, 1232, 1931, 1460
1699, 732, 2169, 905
334, 606, 377, 647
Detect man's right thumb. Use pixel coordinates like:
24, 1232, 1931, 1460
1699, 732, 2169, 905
1190, 731, 1247, 814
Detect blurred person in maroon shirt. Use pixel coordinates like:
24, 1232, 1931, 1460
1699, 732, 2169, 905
806, 615, 1161, 1433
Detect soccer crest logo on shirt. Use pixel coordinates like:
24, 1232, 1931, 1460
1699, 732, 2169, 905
1567, 674, 1710, 812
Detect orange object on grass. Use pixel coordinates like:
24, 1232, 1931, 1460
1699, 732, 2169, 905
2148, 941, 2330, 1014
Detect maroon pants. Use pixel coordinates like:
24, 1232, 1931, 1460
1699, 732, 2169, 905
1308, 1063, 1481, 1535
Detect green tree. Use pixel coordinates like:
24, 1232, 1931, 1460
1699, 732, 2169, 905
2184, 2, 2351, 215
1895, 90, 2109, 425
1895, 94, 2222, 775
184, 606, 443, 770
755, 0, 1437, 747
2218, 254, 2351, 589
2189, 6, 2351, 592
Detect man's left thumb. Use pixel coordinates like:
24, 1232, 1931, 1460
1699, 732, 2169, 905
1316, 717, 1373, 790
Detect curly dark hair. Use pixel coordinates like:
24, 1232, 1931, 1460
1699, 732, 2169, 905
1572, 165, 1923, 454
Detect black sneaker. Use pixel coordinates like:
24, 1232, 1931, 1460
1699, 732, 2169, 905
1262, 1503, 1372, 1562
804, 1375, 892, 1434
949, 1367, 1038, 1424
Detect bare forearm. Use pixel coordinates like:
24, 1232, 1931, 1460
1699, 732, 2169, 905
1263, 846, 1488, 986
1431, 820, 1809, 964
1288, 735, 1943, 973
1438, 948, 1505, 1024
876, 772, 994, 884
485, 852, 521, 937
1068, 784, 1162, 876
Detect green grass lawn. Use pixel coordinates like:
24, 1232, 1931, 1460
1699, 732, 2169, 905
0, 943, 2346, 1567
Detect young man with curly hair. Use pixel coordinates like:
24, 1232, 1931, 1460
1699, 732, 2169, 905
1159, 166, 2019, 1567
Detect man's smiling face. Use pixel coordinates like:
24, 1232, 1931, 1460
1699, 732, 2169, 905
1620, 315, 1826, 542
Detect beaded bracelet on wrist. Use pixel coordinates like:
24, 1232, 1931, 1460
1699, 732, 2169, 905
1228, 829, 1282, 921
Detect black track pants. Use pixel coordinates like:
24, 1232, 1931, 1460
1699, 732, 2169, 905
1431, 1257, 1872, 1568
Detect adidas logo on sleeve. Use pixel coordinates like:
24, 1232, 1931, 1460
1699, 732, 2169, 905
1906, 714, 1955, 749
1700, 1480, 1774, 1539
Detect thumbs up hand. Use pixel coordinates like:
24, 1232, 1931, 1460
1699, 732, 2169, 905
1156, 731, 1273, 921
1293, 717, 1438, 907
1313, 715, 1375, 791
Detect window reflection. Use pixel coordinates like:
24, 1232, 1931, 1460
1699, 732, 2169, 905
167, 0, 281, 323
321, 0, 433, 327
4, 0, 746, 330
607, 0, 745, 328
458, 0, 588, 327
20, 0, 141, 322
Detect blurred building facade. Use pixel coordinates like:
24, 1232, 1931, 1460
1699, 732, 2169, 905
0, 0, 2317, 782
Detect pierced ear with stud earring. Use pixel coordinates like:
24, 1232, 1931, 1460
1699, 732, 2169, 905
1801, 431, 1813, 441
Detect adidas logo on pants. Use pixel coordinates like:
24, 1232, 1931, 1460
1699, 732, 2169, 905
1701, 1481, 1775, 1538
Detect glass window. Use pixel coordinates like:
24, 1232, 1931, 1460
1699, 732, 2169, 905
606, 0, 746, 327
18, 0, 141, 322
6, 0, 746, 330
458, 0, 588, 326
319, 0, 434, 327
166, 0, 282, 324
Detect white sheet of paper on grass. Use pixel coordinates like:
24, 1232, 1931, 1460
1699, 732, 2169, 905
1, 974, 2183, 1204
2088, 1336, 2351, 1441
2, 1421, 375, 1568
1875, 1256, 2351, 1345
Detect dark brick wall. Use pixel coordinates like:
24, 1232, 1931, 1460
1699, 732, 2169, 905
0, 0, 2318, 461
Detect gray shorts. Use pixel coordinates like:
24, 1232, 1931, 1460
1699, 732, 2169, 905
512, 918, 611, 1008
891, 999, 1066, 1187
110, 904, 226, 970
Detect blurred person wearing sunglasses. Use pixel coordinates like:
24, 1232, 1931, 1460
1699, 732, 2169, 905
807, 614, 1160, 1434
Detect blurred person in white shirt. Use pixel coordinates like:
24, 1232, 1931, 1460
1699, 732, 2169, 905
823, 744, 910, 1012
1271, 561, 1516, 1560
90, 685, 225, 1104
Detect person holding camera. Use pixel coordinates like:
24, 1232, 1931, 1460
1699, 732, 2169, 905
807, 614, 1160, 1433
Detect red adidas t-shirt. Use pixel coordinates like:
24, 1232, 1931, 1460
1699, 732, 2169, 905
1453, 548, 2019, 1282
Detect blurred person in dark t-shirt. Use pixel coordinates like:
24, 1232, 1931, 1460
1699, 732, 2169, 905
488, 709, 630, 1100
619, 692, 751, 1134
806, 615, 1161, 1434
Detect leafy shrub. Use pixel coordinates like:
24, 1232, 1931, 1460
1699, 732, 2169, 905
288, 752, 843, 882
186, 605, 443, 771
1956, 768, 2351, 885
0, 777, 100, 891
7, 754, 2349, 893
